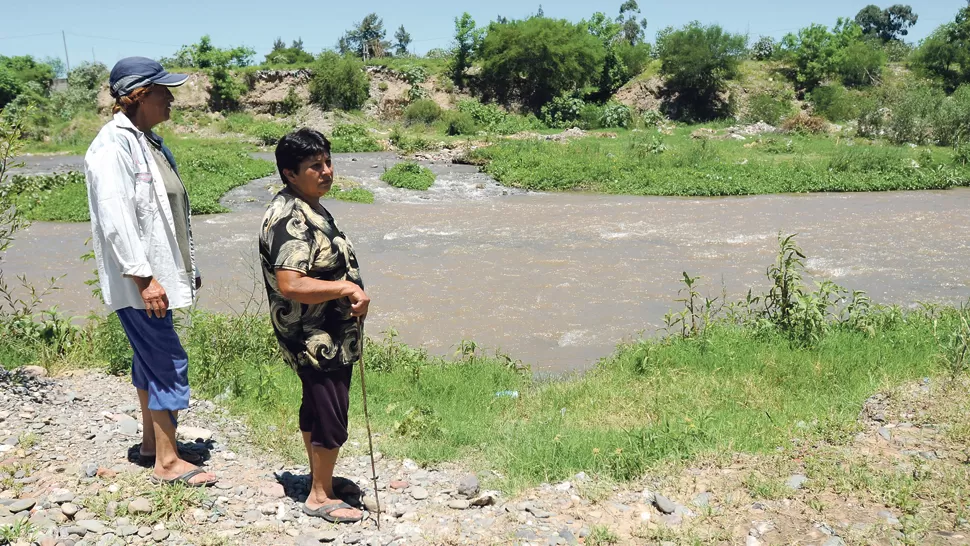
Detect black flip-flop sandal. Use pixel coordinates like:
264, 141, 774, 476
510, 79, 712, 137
150, 468, 217, 487
129, 446, 203, 467
303, 501, 362, 523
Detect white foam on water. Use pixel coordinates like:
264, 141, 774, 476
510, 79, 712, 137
805, 257, 847, 278
557, 329, 589, 347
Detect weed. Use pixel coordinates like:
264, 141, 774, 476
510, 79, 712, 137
380, 162, 436, 190
330, 124, 383, 153
147, 482, 208, 523
743, 473, 790, 500
0, 518, 38, 544
586, 525, 619, 545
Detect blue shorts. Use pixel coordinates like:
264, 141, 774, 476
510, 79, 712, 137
116, 307, 190, 412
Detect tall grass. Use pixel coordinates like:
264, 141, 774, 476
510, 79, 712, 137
468, 128, 970, 195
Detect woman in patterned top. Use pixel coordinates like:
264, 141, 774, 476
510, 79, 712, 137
259, 128, 370, 523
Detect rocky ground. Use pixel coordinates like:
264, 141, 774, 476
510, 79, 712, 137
1, 365, 969, 545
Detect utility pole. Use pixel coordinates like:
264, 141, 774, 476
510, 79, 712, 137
62, 31, 71, 73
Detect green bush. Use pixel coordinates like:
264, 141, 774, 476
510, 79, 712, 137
835, 40, 886, 87
599, 102, 633, 128
744, 92, 794, 125
541, 94, 586, 128
887, 82, 945, 145
309, 52, 370, 111
380, 161, 436, 190
403, 99, 442, 124
279, 86, 303, 115
456, 99, 543, 134
933, 84, 970, 146
478, 17, 605, 112
443, 111, 478, 136
809, 84, 860, 122
388, 127, 440, 153
658, 22, 747, 121
330, 124, 383, 153
752, 36, 776, 61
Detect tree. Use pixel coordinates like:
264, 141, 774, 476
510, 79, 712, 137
0, 56, 55, 91
658, 22, 747, 120
583, 12, 626, 99
478, 17, 605, 112
855, 4, 918, 42
911, 4, 970, 90
339, 13, 390, 60
272, 37, 286, 51
451, 13, 483, 89
537, 5, 544, 17
617, 0, 647, 45
394, 25, 412, 56
292, 38, 304, 51
265, 37, 314, 65
163, 35, 254, 69
309, 52, 370, 110
42, 57, 66, 79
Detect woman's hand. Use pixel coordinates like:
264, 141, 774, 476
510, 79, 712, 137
345, 282, 370, 320
134, 276, 169, 318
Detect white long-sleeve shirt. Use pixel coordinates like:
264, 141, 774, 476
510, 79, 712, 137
84, 112, 199, 311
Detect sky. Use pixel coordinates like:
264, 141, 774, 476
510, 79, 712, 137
1, 0, 965, 72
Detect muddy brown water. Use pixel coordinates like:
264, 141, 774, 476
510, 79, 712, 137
6, 153, 970, 372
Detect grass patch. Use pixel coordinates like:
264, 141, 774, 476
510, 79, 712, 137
468, 127, 970, 195
219, 113, 293, 145
380, 161, 435, 190
325, 176, 374, 204
2, 138, 274, 222
330, 124, 384, 153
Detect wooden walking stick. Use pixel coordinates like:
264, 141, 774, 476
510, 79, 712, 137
357, 317, 381, 529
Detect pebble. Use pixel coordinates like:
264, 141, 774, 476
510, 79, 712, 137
786, 474, 808, 490
8, 498, 37, 513
117, 525, 138, 537
389, 480, 409, 490
316, 530, 339, 542
177, 426, 213, 441
78, 520, 107, 534
295, 535, 320, 546
260, 483, 286, 498
81, 463, 98, 478
877, 427, 892, 441
409, 487, 429, 500
50, 489, 75, 504
692, 492, 712, 507
128, 497, 153, 515
457, 474, 480, 497
117, 418, 139, 437
61, 503, 79, 517
151, 529, 170, 543
653, 494, 676, 514
447, 500, 470, 510
823, 538, 846, 546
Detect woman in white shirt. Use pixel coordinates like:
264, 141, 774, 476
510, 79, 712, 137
84, 57, 215, 486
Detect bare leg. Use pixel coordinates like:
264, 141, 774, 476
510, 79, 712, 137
305, 445, 360, 520
151, 409, 214, 485
138, 390, 179, 456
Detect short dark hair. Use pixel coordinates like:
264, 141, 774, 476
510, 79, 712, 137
275, 128, 332, 184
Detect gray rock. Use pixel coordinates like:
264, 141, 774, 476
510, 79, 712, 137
448, 500, 470, 510
105, 501, 118, 519
409, 487, 429, 501
692, 492, 712, 507
362, 495, 380, 513
50, 490, 75, 504
295, 536, 321, 546
877, 427, 892, 441
117, 525, 138, 537
117, 418, 138, 437
653, 494, 676, 515
97, 533, 123, 546
515, 528, 539, 540
78, 520, 107, 534
660, 514, 683, 526
559, 527, 579, 546
823, 538, 846, 546
259, 503, 277, 516
127, 498, 153, 515
244, 510, 262, 523
82, 463, 98, 478
316, 530, 339, 542
786, 474, 808, 490
1, 437, 16, 446
62, 525, 88, 536
527, 507, 552, 519
344, 532, 364, 544
877, 510, 900, 525
61, 503, 79, 517
469, 491, 498, 507
457, 474, 480, 497
177, 426, 213, 442
8, 498, 36, 513
138, 527, 152, 538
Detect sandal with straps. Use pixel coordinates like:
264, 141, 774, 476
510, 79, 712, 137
150, 468, 217, 487
303, 501, 363, 523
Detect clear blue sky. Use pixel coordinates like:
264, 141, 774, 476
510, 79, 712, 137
1, 0, 964, 70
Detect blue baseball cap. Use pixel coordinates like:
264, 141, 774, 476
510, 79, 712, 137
109, 56, 188, 98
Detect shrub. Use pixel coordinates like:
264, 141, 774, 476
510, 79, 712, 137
541, 94, 586, 128
378, 82, 389, 92
251, 121, 292, 145
752, 36, 776, 61
808, 84, 860, 122
933, 84, 970, 146
478, 17, 605, 112
403, 99, 442, 124
781, 112, 828, 134
208, 66, 247, 110
388, 127, 440, 153
309, 52, 370, 111
279, 86, 303, 115
443, 111, 477, 135
330, 124, 383, 153
456, 98, 543, 134
380, 161, 436, 190
599, 101, 633, 128
744, 92, 794, 125
658, 22, 747, 121
886, 82, 945, 145
856, 96, 886, 138
835, 40, 886, 87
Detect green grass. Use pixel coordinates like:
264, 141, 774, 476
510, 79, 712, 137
3, 138, 274, 222
380, 161, 436, 190
326, 186, 374, 204
219, 113, 294, 145
468, 127, 970, 195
